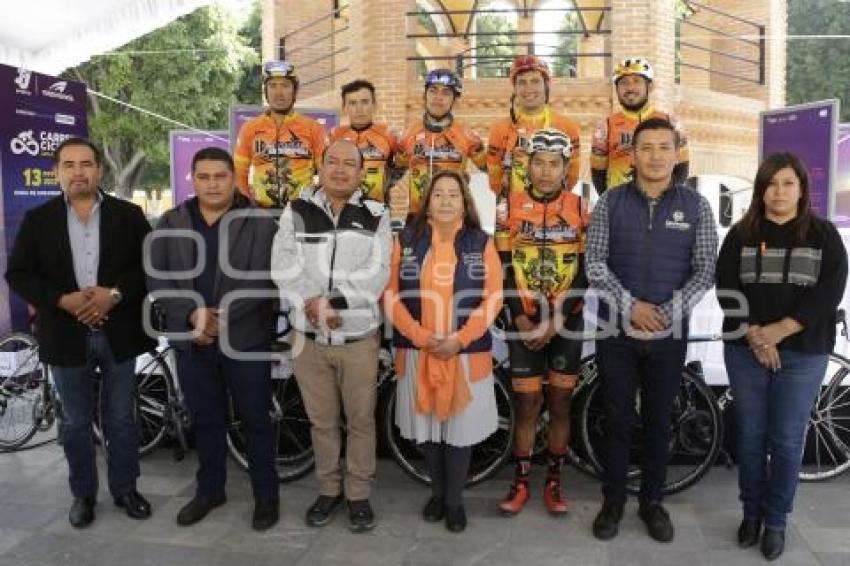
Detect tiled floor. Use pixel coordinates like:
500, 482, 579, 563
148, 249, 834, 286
0, 433, 848, 566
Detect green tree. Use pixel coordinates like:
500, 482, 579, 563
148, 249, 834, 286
786, 0, 850, 121
65, 5, 255, 198
551, 11, 581, 77
235, 0, 263, 105
475, 13, 517, 78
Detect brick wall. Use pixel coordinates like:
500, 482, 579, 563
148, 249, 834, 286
267, 0, 787, 184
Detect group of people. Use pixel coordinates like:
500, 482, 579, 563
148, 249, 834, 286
4, 53, 847, 563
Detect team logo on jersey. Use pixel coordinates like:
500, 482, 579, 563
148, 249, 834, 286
412, 139, 462, 162
360, 140, 386, 160
14, 68, 32, 92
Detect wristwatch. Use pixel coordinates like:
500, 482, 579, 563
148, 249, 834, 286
109, 287, 123, 305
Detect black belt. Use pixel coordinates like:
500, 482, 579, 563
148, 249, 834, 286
302, 332, 371, 345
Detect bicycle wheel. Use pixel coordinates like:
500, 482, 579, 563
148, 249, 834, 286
382, 361, 514, 487
799, 353, 850, 481
0, 333, 45, 450
579, 361, 723, 495
92, 351, 172, 456
227, 375, 315, 483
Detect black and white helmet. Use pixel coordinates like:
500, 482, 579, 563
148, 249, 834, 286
528, 128, 573, 160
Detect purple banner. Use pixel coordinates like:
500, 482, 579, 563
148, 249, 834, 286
0, 64, 88, 333
228, 104, 339, 154
760, 100, 839, 220
834, 124, 850, 227
169, 130, 229, 206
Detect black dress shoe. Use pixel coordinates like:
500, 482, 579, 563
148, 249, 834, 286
347, 499, 376, 533
761, 528, 785, 561
444, 505, 467, 533
305, 495, 343, 527
737, 518, 762, 549
69, 496, 96, 528
592, 500, 624, 541
114, 490, 152, 520
176, 493, 226, 526
638, 501, 675, 543
422, 496, 445, 522
252, 499, 280, 531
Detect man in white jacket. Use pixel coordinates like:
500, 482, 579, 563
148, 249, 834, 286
272, 139, 391, 532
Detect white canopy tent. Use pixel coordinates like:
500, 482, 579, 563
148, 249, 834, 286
0, 0, 217, 75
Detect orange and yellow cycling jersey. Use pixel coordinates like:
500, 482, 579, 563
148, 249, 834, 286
487, 106, 582, 198
590, 106, 688, 189
330, 123, 397, 203
394, 119, 486, 217
507, 189, 589, 317
234, 111, 328, 208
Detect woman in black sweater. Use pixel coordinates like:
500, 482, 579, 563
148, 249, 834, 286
716, 152, 847, 561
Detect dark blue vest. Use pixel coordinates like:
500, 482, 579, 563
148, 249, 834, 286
604, 182, 701, 322
393, 224, 492, 353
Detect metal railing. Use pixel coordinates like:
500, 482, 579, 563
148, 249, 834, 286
676, 1, 765, 87
278, 4, 350, 90
406, 5, 611, 79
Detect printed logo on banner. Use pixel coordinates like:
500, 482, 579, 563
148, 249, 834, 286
9, 130, 40, 156
9, 130, 72, 156
41, 81, 75, 102
55, 114, 76, 125
14, 68, 33, 95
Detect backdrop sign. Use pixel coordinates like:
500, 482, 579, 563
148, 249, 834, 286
760, 100, 839, 220
0, 63, 88, 333
169, 130, 229, 205
834, 124, 850, 227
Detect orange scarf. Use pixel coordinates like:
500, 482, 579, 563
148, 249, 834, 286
415, 221, 473, 421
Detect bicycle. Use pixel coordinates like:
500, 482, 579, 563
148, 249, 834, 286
0, 332, 59, 451
577, 311, 850, 494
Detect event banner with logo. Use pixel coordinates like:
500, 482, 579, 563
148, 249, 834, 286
760, 100, 839, 220
0, 63, 88, 333
169, 130, 229, 206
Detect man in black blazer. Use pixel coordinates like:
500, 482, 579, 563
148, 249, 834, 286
5, 138, 155, 528
145, 147, 279, 531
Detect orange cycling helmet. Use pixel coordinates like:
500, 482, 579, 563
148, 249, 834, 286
509, 55, 551, 83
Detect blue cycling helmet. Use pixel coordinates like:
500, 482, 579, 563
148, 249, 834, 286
424, 68, 463, 96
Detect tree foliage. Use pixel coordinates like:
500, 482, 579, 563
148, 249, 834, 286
64, 5, 257, 197
475, 13, 517, 78
786, 0, 850, 121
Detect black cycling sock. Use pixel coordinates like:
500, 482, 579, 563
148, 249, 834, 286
421, 442, 446, 498
444, 445, 472, 507
513, 450, 532, 485
546, 450, 567, 482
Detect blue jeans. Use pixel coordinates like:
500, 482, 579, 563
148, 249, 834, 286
724, 344, 829, 531
52, 331, 140, 499
175, 346, 278, 502
596, 335, 688, 504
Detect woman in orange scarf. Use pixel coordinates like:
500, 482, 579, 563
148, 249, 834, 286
384, 170, 503, 532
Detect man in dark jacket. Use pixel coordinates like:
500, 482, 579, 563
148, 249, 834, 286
6, 137, 155, 528
586, 118, 717, 543
145, 147, 279, 531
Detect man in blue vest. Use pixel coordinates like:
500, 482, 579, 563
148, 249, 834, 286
586, 118, 717, 543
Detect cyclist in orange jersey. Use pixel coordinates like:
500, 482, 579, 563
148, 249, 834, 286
498, 128, 589, 518
489, 55, 581, 254
392, 69, 486, 230
234, 60, 327, 208
590, 57, 689, 195
331, 79, 398, 204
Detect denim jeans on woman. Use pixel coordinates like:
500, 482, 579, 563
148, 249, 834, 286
724, 343, 829, 531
